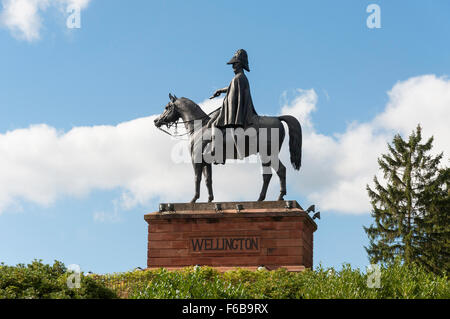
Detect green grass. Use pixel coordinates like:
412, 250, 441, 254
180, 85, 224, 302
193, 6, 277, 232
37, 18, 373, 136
1, 260, 448, 299
99, 262, 449, 299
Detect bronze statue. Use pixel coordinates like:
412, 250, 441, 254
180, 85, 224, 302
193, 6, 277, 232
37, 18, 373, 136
209, 49, 257, 129
154, 50, 302, 203
208, 49, 258, 164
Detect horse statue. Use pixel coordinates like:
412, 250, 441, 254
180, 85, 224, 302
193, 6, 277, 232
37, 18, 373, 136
154, 94, 302, 203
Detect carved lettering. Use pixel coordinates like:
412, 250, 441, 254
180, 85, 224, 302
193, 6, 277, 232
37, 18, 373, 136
190, 237, 260, 253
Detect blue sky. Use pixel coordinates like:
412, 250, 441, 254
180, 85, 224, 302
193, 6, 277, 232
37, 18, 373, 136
0, 0, 449, 274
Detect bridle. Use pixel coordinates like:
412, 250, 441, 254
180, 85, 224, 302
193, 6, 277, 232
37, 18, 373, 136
156, 102, 220, 140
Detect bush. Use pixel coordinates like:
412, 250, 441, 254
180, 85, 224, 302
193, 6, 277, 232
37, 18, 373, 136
100, 267, 246, 299
98, 261, 449, 299
0, 260, 116, 299
2, 260, 447, 299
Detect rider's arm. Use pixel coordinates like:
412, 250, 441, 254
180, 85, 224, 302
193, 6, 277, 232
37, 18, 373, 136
210, 87, 229, 99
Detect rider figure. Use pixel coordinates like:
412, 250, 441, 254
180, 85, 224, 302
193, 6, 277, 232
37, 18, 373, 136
209, 49, 258, 164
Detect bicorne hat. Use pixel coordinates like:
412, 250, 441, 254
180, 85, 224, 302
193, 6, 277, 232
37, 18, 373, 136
227, 49, 250, 72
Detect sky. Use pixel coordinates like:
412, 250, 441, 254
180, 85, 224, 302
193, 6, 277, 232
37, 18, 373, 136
0, 0, 449, 274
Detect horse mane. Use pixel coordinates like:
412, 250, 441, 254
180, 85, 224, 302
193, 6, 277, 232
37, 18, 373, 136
177, 97, 209, 119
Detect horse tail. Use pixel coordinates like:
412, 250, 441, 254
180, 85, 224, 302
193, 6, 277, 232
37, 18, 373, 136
278, 115, 302, 170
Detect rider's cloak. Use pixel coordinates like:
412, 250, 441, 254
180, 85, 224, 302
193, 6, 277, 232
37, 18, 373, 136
213, 71, 258, 128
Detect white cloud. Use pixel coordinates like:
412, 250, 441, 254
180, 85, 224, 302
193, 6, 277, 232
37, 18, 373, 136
0, 74, 448, 215
375, 75, 450, 153
282, 74, 450, 214
0, 0, 91, 41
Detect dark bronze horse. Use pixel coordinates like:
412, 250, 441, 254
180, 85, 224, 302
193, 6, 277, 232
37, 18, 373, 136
154, 94, 302, 203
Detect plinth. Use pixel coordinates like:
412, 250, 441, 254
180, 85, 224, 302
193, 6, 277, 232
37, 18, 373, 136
144, 201, 317, 271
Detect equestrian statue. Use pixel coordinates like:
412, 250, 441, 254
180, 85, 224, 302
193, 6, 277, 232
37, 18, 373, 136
154, 49, 302, 203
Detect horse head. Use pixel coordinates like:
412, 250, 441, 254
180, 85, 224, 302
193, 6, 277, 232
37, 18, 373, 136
154, 93, 181, 128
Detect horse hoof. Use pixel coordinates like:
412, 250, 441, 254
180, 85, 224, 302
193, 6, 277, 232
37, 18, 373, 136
277, 191, 286, 201
190, 197, 199, 203
257, 196, 265, 202
208, 196, 214, 203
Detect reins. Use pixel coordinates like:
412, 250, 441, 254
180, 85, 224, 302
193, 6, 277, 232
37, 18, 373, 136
157, 107, 220, 140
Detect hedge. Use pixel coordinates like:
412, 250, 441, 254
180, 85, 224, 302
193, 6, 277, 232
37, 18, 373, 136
0, 260, 116, 299
99, 262, 449, 299
1, 260, 448, 299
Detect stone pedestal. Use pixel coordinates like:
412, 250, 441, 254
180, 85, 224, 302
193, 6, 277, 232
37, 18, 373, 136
144, 201, 317, 271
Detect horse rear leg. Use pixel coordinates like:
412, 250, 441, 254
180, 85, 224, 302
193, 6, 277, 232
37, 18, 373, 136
258, 162, 272, 202
274, 160, 287, 201
202, 164, 214, 202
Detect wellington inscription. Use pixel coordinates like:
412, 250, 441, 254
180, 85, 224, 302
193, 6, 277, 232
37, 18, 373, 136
190, 237, 260, 253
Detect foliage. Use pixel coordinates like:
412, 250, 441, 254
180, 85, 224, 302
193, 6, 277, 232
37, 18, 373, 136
99, 267, 246, 299
415, 165, 450, 274
98, 262, 449, 299
364, 125, 450, 274
0, 260, 116, 299
1, 260, 447, 299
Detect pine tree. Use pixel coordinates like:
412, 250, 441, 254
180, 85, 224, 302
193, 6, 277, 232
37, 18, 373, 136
364, 125, 449, 274
415, 166, 450, 274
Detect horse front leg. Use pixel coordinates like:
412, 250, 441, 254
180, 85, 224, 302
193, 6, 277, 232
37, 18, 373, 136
202, 164, 214, 202
191, 164, 203, 203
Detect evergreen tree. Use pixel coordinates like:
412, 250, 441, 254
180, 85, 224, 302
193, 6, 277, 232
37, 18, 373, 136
364, 125, 449, 274
415, 165, 450, 274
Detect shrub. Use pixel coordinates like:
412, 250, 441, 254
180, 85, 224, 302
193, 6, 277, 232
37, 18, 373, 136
4, 260, 447, 299
0, 260, 116, 299
98, 261, 449, 299
101, 267, 246, 299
